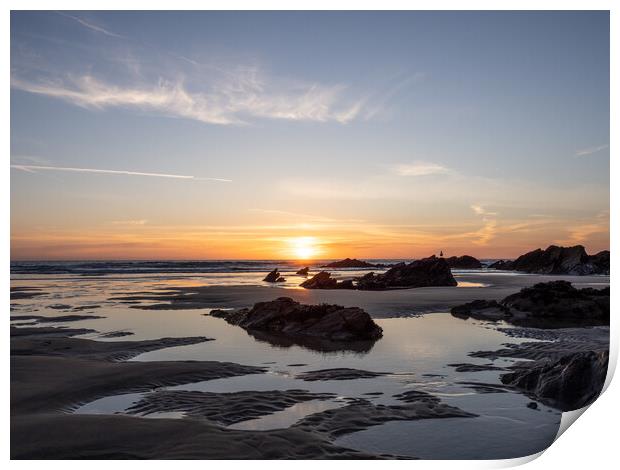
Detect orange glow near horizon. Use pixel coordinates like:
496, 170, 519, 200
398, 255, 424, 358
9, 212, 611, 261
289, 236, 320, 260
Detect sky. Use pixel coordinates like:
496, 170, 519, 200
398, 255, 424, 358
10, 11, 610, 260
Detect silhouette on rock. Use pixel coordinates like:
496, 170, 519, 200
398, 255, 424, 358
356, 256, 457, 290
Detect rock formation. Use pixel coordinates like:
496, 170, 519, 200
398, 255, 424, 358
263, 268, 285, 283
296, 267, 310, 276
210, 297, 383, 343
488, 245, 609, 275
445, 255, 482, 269
356, 256, 457, 290
451, 281, 609, 327
299, 271, 355, 289
322, 258, 378, 268
500, 350, 608, 411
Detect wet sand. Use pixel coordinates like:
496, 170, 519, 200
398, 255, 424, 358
11, 327, 472, 459
112, 272, 609, 317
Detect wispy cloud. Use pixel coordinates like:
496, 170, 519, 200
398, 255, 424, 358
110, 220, 148, 226
393, 161, 452, 177
468, 204, 498, 246
555, 210, 609, 246
575, 144, 609, 157
56, 11, 125, 39
11, 71, 365, 126
10, 164, 232, 182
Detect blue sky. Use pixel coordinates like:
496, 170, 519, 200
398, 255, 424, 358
10, 11, 610, 259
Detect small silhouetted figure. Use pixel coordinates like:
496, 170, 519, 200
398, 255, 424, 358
439, 250, 444, 257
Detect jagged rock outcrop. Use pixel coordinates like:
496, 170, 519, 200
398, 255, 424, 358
263, 268, 285, 283
451, 281, 609, 327
500, 349, 608, 411
299, 271, 355, 289
322, 258, 377, 268
356, 256, 457, 290
489, 245, 609, 275
445, 255, 482, 269
210, 297, 383, 343
296, 267, 310, 276
488, 260, 511, 270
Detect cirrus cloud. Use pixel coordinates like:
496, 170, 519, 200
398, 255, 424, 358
393, 161, 452, 177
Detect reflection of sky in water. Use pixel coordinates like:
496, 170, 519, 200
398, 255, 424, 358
11, 273, 570, 459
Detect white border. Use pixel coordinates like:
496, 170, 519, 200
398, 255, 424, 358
3, 1, 616, 468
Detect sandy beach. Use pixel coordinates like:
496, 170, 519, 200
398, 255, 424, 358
10, 267, 609, 459
111, 272, 609, 316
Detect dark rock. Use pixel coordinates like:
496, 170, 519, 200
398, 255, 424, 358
296, 267, 310, 276
336, 279, 355, 289
263, 268, 285, 283
322, 258, 377, 268
526, 402, 538, 410
451, 281, 609, 327
591, 250, 610, 274
299, 271, 354, 289
210, 297, 383, 343
501, 350, 608, 411
356, 256, 457, 290
296, 368, 387, 381
490, 245, 609, 275
299, 271, 336, 289
450, 300, 510, 321
502, 281, 609, 326
488, 260, 511, 270
445, 255, 482, 269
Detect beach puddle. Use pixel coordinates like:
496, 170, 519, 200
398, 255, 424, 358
227, 399, 346, 431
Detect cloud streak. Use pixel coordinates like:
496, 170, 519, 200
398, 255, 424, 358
10, 164, 232, 182
393, 161, 452, 177
56, 11, 125, 39
11, 71, 365, 126
468, 204, 498, 246
575, 144, 609, 157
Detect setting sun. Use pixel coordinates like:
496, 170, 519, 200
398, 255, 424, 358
290, 236, 319, 259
